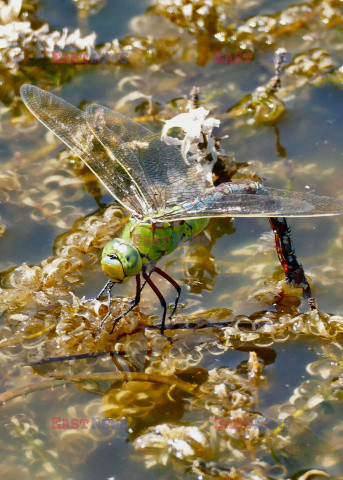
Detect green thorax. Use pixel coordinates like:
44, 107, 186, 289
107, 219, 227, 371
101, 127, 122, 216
121, 216, 209, 263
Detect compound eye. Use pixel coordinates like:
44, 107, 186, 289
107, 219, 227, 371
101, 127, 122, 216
101, 255, 125, 282
101, 239, 142, 283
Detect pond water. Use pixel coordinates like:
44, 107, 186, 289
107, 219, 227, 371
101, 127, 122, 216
0, 1, 342, 479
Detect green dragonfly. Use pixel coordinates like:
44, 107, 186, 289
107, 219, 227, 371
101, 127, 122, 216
20, 84, 343, 334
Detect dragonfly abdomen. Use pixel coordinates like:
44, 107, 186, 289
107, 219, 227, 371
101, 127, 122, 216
180, 181, 265, 211
221, 181, 265, 195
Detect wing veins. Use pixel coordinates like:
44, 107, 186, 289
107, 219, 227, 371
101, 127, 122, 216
20, 85, 144, 214
152, 186, 343, 221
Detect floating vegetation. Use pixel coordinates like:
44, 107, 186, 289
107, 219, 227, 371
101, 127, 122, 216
0, 0, 343, 479
1, 84, 343, 477
0, 0, 96, 70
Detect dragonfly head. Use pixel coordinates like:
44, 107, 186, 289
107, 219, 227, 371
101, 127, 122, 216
101, 238, 142, 283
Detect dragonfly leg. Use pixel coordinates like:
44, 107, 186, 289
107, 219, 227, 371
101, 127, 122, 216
268, 217, 316, 308
99, 281, 115, 328
96, 279, 115, 301
142, 267, 167, 334
153, 267, 181, 319
103, 274, 142, 334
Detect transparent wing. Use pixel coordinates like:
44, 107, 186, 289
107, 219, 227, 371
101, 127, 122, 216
154, 185, 343, 221
85, 104, 206, 210
20, 84, 149, 215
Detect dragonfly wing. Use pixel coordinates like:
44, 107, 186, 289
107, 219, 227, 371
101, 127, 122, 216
85, 105, 206, 210
85, 104, 161, 213
20, 84, 143, 215
155, 185, 343, 221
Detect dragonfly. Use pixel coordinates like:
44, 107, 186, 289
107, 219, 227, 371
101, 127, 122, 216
20, 84, 343, 334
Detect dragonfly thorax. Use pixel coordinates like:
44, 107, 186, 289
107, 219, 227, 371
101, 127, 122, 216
101, 238, 142, 283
